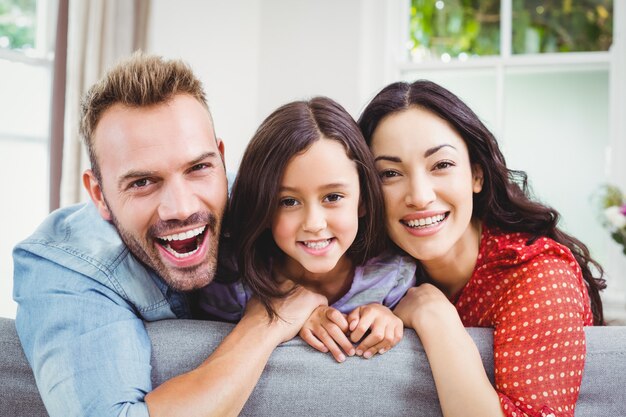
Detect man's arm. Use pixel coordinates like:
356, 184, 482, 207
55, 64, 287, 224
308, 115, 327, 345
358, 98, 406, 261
13, 250, 154, 417
146, 287, 325, 417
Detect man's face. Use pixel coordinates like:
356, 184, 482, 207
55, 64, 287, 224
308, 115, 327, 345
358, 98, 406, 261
84, 94, 228, 291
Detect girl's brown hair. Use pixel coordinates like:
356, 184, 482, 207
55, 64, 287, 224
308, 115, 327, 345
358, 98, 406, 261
228, 97, 386, 319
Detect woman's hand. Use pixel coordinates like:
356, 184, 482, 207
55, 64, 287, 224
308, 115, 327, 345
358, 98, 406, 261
393, 284, 461, 334
299, 306, 355, 362
347, 303, 404, 359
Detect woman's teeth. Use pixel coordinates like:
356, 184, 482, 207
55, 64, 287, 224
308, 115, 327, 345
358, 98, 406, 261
406, 214, 446, 228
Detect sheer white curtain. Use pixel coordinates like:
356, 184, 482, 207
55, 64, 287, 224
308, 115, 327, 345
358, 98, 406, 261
60, 0, 150, 206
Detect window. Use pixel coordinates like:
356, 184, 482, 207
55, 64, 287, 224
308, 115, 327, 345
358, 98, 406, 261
0, 0, 57, 318
391, 0, 625, 319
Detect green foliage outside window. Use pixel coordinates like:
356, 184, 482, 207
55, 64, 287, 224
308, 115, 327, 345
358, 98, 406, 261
512, 0, 612, 54
409, 0, 500, 60
409, 0, 613, 60
0, 0, 37, 52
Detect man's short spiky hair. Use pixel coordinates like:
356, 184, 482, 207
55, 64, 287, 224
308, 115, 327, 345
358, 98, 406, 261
79, 52, 209, 182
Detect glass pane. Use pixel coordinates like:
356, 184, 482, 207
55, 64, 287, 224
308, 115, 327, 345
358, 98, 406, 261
0, 58, 51, 138
409, 0, 501, 61
0, 0, 37, 52
503, 69, 609, 263
512, 0, 613, 54
401, 68, 498, 130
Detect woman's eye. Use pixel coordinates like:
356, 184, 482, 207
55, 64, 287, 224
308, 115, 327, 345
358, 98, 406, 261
324, 193, 343, 203
434, 160, 454, 170
279, 198, 299, 207
379, 170, 399, 179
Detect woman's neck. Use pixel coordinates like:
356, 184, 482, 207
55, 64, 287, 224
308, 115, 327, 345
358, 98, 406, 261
421, 220, 483, 298
276, 256, 355, 305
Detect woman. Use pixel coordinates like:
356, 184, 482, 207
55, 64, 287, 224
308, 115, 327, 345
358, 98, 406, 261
358, 80, 606, 417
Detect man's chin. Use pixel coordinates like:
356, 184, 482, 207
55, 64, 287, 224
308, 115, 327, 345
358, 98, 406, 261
159, 263, 216, 292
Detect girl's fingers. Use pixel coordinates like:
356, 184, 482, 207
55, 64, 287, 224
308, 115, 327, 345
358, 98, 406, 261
317, 330, 347, 363
299, 328, 328, 353
325, 308, 349, 333
324, 323, 355, 356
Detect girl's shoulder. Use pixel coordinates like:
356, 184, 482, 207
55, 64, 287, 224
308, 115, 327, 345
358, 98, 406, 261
358, 250, 417, 280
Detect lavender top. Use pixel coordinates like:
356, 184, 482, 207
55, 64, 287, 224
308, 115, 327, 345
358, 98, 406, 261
198, 251, 417, 321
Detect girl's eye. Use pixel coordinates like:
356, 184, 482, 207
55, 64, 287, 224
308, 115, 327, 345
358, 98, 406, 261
279, 198, 299, 207
324, 193, 343, 203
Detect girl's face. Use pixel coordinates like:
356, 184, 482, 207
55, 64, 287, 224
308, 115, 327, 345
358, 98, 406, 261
271, 138, 361, 274
370, 107, 483, 264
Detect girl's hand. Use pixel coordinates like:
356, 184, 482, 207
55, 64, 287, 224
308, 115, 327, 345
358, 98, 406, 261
347, 303, 403, 359
393, 284, 461, 334
299, 306, 355, 362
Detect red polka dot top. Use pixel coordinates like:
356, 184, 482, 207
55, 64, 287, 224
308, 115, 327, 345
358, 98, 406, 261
453, 226, 593, 417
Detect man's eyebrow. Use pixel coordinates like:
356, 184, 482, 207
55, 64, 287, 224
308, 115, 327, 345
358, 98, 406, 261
117, 151, 219, 190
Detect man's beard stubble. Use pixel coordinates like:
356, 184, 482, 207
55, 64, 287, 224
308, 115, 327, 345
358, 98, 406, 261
107, 208, 222, 292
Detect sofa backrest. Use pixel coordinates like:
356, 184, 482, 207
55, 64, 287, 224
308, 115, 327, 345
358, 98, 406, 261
2, 317, 625, 416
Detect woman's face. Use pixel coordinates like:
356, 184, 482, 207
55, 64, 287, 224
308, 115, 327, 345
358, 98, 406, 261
370, 107, 483, 263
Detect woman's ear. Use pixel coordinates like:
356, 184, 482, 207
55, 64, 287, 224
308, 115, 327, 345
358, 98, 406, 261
472, 165, 484, 193
358, 200, 366, 218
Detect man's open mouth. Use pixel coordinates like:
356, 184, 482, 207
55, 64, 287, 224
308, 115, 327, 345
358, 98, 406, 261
156, 225, 207, 259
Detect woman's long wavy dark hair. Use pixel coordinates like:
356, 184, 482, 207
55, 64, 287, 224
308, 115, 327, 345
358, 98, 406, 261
228, 97, 386, 320
358, 80, 606, 325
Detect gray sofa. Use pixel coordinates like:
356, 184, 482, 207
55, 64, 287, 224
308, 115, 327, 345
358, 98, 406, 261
1, 317, 625, 417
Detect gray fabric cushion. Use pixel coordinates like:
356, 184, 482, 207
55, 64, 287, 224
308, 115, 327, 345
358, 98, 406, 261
2, 317, 626, 417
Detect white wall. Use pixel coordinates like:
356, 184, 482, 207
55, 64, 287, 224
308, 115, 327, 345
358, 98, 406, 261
147, 0, 389, 170
147, 0, 262, 170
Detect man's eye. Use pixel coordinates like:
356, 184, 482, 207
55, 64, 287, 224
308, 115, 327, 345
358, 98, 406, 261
190, 163, 209, 172
279, 198, 299, 207
130, 178, 151, 188
324, 193, 343, 203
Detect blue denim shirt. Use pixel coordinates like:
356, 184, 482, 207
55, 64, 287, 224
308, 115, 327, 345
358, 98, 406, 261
13, 202, 193, 417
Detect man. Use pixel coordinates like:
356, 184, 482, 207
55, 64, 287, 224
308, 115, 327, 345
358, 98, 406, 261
13, 53, 325, 417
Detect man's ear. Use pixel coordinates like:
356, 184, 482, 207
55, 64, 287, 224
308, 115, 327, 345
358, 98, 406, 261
216, 137, 225, 166
472, 164, 484, 193
83, 170, 112, 221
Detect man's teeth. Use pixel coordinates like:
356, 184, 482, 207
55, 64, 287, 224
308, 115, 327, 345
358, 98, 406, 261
159, 226, 206, 242
303, 239, 331, 250
163, 244, 200, 259
406, 214, 446, 228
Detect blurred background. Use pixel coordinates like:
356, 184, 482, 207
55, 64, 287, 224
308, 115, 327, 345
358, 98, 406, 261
1, 0, 625, 322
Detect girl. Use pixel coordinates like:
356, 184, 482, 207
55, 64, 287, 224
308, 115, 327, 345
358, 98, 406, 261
200, 97, 415, 362
359, 80, 606, 417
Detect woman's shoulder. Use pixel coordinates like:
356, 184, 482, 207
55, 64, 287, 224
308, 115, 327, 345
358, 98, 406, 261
478, 226, 578, 271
